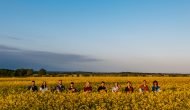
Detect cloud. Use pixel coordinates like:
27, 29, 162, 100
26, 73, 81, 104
0, 45, 20, 51
1, 45, 190, 73
0, 45, 101, 71
0, 35, 22, 40
7, 36, 21, 40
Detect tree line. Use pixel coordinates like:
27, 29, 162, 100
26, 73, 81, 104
0, 69, 190, 77
0, 69, 46, 77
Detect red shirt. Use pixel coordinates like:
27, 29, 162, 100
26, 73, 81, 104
84, 86, 92, 92
139, 85, 149, 92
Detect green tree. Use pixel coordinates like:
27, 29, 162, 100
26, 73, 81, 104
38, 68, 47, 76
27, 69, 33, 76
15, 69, 27, 76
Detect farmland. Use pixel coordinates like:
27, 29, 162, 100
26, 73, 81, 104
0, 77, 190, 110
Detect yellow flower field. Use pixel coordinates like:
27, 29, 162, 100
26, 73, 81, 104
0, 77, 190, 110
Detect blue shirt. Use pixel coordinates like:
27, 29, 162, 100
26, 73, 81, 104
152, 86, 160, 92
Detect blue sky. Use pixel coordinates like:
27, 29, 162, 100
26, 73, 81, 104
0, 0, 190, 73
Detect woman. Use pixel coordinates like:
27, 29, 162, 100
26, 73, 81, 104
152, 80, 161, 92
84, 81, 92, 93
139, 80, 149, 93
40, 81, 48, 93
112, 82, 120, 92
125, 81, 134, 93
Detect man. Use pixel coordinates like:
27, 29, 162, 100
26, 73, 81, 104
56, 80, 65, 92
68, 82, 77, 93
28, 81, 38, 92
98, 81, 107, 92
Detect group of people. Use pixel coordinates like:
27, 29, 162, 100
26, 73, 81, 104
111, 80, 160, 93
28, 80, 161, 93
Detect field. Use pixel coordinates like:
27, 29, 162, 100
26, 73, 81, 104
0, 77, 190, 110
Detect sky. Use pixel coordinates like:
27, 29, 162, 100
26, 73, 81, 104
0, 0, 190, 73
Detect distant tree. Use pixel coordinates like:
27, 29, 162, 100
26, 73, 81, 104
8, 70, 15, 77
27, 69, 33, 76
38, 68, 47, 76
15, 69, 27, 76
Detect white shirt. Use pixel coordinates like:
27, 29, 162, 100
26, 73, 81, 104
112, 86, 120, 92
40, 87, 48, 93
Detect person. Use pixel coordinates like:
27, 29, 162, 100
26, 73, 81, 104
40, 81, 48, 93
98, 81, 107, 93
68, 82, 77, 93
28, 81, 38, 92
56, 80, 65, 92
125, 81, 134, 93
84, 81, 92, 93
112, 82, 120, 92
139, 80, 149, 93
152, 80, 161, 92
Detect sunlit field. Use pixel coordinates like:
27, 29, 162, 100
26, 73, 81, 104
1, 77, 190, 110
